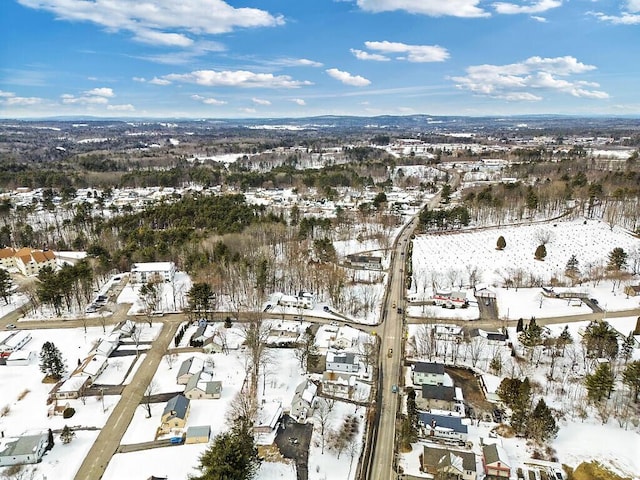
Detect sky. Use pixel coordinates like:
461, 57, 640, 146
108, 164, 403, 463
0, 0, 639, 119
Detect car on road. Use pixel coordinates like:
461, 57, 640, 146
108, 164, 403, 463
387, 348, 393, 358
589, 298, 599, 304
391, 385, 398, 393
396, 307, 403, 314
5, 324, 16, 329
323, 305, 330, 312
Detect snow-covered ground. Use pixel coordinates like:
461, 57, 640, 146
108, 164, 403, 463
411, 218, 640, 290
117, 271, 192, 315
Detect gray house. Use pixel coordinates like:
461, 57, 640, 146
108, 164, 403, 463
176, 357, 204, 385
413, 362, 445, 386
326, 351, 359, 374
418, 384, 458, 412
184, 370, 222, 400
418, 412, 468, 442
0, 433, 49, 466
160, 394, 191, 434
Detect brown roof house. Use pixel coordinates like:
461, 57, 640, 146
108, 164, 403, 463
422, 445, 477, 480
482, 444, 511, 479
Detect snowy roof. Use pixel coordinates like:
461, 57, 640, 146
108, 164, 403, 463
419, 413, 468, 434
185, 370, 221, 395
483, 443, 510, 468
255, 402, 283, 429
131, 262, 174, 272
326, 350, 357, 365
421, 384, 455, 401
177, 357, 204, 378
0, 433, 47, 458
423, 446, 476, 473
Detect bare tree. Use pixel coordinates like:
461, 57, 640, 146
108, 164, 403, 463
314, 398, 332, 454
226, 390, 257, 426
164, 353, 178, 370
468, 336, 487, 368
141, 380, 158, 418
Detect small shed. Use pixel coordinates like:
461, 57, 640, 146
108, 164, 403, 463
185, 425, 211, 444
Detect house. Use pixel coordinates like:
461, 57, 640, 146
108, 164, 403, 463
322, 371, 356, 397
254, 401, 283, 444
77, 354, 108, 380
326, 350, 359, 374
290, 379, 317, 421
1, 248, 56, 277
267, 291, 315, 310
418, 413, 468, 442
185, 426, 211, 444
176, 357, 204, 385
0, 432, 49, 466
431, 290, 469, 309
0, 331, 32, 357
470, 328, 508, 343
413, 362, 445, 386
482, 444, 511, 478
422, 446, 477, 480
417, 384, 458, 412
345, 254, 383, 270
160, 394, 190, 434
184, 371, 222, 400
5, 350, 36, 366
624, 284, 640, 297
130, 261, 175, 284
92, 334, 120, 358
110, 319, 136, 337
54, 374, 92, 400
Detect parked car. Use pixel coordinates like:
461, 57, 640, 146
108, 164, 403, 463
323, 305, 330, 312
589, 298, 599, 305
6, 324, 16, 330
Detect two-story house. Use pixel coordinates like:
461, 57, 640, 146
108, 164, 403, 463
413, 362, 445, 386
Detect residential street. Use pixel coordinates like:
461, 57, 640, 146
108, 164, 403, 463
73, 320, 180, 480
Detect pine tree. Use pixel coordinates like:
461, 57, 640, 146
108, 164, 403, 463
622, 360, 640, 403
620, 331, 635, 364
527, 398, 558, 442
585, 362, 615, 402
534, 244, 547, 261
496, 236, 506, 251
565, 254, 580, 283
519, 318, 543, 348
39, 341, 66, 381
557, 325, 573, 356
190, 419, 259, 480
60, 425, 75, 444
607, 247, 627, 271
0, 269, 12, 305
582, 320, 619, 360
516, 318, 524, 333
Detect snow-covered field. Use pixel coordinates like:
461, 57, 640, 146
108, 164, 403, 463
117, 271, 192, 314
412, 218, 640, 290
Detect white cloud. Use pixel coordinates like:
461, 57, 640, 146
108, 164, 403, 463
451, 55, 608, 101
240, 108, 257, 114
158, 70, 312, 88
272, 58, 324, 67
0, 90, 42, 106
356, 0, 489, 17
85, 87, 114, 98
252, 97, 271, 105
592, 11, 640, 24
351, 49, 390, 61
364, 41, 449, 62
493, 0, 561, 15
132, 29, 194, 47
149, 78, 172, 86
191, 94, 227, 105
292, 98, 306, 106
107, 104, 135, 111
132, 77, 146, 82
326, 68, 371, 86
530, 15, 547, 22
17, 0, 284, 47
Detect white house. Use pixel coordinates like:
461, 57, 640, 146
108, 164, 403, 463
418, 412, 468, 442
326, 351, 359, 374
413, 362, 445, 386
290, 380, 317, 421
130, 262, 175, 284
0, 248, 56, 277
0, 432, 49, 466
0, 331, 32, 357
6, 350, 36, 366
176, 357, 205, 385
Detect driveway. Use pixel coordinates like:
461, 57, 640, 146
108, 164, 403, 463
274, 414, 313, 480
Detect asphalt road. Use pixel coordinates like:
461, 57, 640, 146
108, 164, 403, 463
73, 319, 180, 480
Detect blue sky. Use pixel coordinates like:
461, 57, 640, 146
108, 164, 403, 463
1, 0, 639, 118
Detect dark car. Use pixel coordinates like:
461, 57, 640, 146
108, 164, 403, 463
589, 298, 599, 305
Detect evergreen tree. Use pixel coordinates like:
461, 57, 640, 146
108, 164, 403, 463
527, 398, 558, 442
622, 360, 640, 403
406, 388, 418, 428
0, 269, 11, 305
496, 236, 506, 251
564, 255, 580, 283
516, 318, 524, 333
187, 282, 215, 320
582, 320, 619, 360
519, 318, 544, 348
557, 325, 573, 356
585, 362, 615, 402
39, 341, 66, 380
190, 419, 259, 480
60, 425, 75, 444
534, 244, 547, 261
607, 247, 628, 271
620, 331, 635, 364
497, 377, 531, 435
